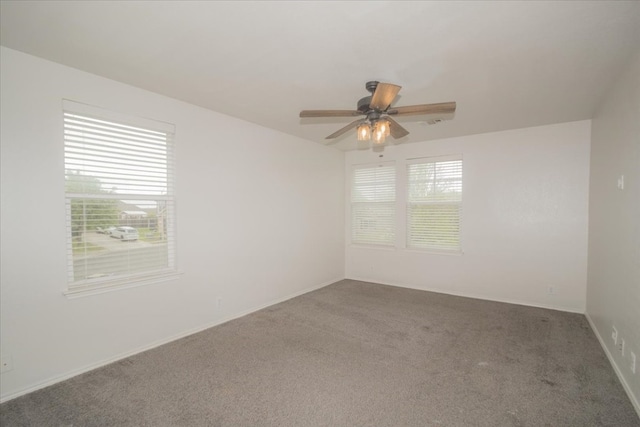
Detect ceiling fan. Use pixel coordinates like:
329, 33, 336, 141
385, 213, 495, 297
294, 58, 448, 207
299, 81, 456, 147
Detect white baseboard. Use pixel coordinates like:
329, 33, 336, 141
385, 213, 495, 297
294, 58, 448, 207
346, 276, 585, 314
0, 276, 343, 404
585, 313, 640, 418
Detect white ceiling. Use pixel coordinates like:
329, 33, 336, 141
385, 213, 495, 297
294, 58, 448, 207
1, 1, 639, 150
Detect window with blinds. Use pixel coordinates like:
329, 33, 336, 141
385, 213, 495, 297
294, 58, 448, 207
407, 156, 462, 252
351, 163, 396, 246
63, 102, 177, 293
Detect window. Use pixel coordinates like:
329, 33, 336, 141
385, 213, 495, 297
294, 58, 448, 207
63, 101, 177, 294
351, 163, 395, 246
407, 156, 462, 252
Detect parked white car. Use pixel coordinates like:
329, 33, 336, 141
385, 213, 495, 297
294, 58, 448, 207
97, 226, 115, 234
111, 226, 139, 241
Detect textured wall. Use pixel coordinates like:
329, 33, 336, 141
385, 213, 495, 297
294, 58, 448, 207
0, 47, 345, 401
345, 121, 591, 313
587, 51, 640, 412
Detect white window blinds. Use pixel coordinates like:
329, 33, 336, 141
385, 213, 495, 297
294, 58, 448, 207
63, 103, 176, 292
351, 163, 396, 246
407, 157, 462, 252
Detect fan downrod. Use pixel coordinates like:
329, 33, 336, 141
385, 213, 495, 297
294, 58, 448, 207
365, 81, 379, 94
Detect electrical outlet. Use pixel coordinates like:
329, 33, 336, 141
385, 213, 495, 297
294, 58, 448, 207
617, 338, 625, 356
0, 353, 13, 373
612, 327, 618, 344
631, 352, 636, 374
216, 297, 222, 308
547, 286, 555, 295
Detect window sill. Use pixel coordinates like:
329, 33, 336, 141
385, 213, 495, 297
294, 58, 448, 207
349, 244, 397, 251
403, 247, 463, 256
64, 271, 183, 299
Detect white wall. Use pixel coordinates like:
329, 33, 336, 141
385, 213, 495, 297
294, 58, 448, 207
0, 47, 345, 401
346, 121, 591, 313
586, 51, 640, 411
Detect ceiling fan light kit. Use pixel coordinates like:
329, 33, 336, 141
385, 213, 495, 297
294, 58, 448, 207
300, 81, 456, 150
357, 119, 390, 145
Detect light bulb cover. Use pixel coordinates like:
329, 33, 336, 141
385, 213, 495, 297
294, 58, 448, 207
375, 119, 391, 137
373, 129, 386, 145
357, 123, 371, 141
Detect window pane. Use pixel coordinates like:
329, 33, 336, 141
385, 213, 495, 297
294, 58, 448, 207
352, 202, 395, 245
64, 113, 172, 196
407, 204, 460, 250
352, 166, 395, 203
408, 160, 462, 202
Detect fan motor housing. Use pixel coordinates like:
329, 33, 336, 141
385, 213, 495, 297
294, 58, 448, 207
357, 96, 372, 113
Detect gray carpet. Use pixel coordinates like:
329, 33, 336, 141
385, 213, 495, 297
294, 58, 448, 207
1, 280, 638, 426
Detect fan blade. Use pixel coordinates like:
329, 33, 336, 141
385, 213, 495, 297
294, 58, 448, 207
386, 117, 409, 139
387, 102, 456, 116
326, 119, 366, 140
300, 110, 363, 118
369, 83, 401, 111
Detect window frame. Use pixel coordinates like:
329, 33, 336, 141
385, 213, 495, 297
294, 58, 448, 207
62, 100, 180, 297
406, 155, 463, 254
350, 161, 397, 247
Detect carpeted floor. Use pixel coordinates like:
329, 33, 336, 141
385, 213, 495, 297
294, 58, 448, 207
1, 279, 638, 426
